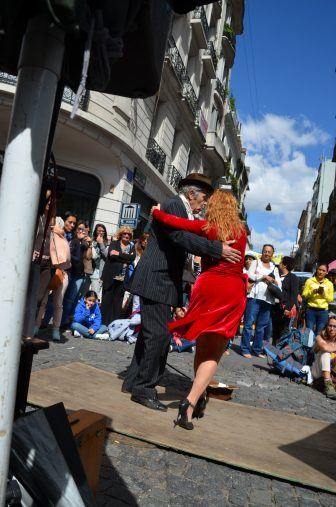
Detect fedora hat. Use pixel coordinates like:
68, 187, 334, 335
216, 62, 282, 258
178, 173, 214, 193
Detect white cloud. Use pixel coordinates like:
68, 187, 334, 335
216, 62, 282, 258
250, 228, 296, 256
242, 113, 330, 254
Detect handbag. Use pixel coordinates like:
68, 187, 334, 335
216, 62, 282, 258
267, 281, 283, 300
266, 268, 283, 300
48, 268, 65, 290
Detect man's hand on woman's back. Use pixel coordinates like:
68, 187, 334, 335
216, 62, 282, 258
221, 240, 241, 263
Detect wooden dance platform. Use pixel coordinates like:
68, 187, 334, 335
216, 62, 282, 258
28, 362, 336, 494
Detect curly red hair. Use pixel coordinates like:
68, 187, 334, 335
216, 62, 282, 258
202, 189, 245, 241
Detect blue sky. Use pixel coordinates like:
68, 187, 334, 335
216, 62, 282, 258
231, 0, 336, 254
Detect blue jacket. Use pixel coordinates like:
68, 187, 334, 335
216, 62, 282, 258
73, 298, 102, 332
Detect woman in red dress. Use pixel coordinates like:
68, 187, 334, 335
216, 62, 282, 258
152, 189, 247, 430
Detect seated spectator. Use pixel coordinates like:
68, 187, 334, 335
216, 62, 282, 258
71, 290, 108, 339
311, 316, 336, 399
302, 264, 334, 334
108, 295, 141, 344
169, 307, 196, 353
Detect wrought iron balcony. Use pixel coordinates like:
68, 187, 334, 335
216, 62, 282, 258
203, 41, 218, 78
166, 40, 187, 87
215, 79, 227, 103
222, 25, 236, 69
191, 6, 209, 48
194, 6, 210, 40
0, 72, 17, 86
62, 86, 90, 111
146, 138, 166, 175
182, 75, 199, 118
167, 165, 182, 190
205, 41, 218, 69
195, 108, 208, 140
0, 72, 90, 111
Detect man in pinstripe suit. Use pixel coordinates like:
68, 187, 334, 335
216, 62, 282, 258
122, 173, 241, 411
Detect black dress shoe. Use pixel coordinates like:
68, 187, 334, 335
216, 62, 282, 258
121, 385, 132, 393
131, 394, 168, 412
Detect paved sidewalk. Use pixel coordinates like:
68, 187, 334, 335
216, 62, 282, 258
32, 333, 336, 506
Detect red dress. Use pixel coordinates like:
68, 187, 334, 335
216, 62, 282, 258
153, 209, 247, 341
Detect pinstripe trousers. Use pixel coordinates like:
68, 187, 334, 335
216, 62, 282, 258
122, 296, 172, 398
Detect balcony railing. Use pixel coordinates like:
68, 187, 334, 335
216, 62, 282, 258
195, 108, 208, 139
62, 86, 90, 111
0, 72, 90, 111
215, 79, 227, 103
182, 76, 199, 117
166, 39, 187, 87
146, 138, 166, 175
193, 6, 210, 40
167, 165, 182, 190
166, 38, 199, 118
204, 41, 218, 70
0, 72, 17, 86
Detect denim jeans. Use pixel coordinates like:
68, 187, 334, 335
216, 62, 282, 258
305, 308, 329, 335
71, 322, 107, 338
61, 276, 84, 326
170, 337, 196, 353
240, 298, 272, 355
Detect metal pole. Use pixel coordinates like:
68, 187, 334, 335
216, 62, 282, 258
0, 16, 64, 503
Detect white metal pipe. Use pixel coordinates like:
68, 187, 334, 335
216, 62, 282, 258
0, 16, 64, 503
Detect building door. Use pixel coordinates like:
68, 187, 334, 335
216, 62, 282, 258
57, 166, 100, 227
131, 184, 156, 238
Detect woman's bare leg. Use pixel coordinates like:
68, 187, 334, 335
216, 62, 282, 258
187, 333, 229, 420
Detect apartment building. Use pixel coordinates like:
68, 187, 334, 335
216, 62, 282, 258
294, 158, 336, 269
0, 0, 248, 236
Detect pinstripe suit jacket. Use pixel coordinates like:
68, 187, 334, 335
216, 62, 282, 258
128, 195, 222, 306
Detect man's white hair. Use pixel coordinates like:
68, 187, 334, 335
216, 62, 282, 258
179, 184, 205, 199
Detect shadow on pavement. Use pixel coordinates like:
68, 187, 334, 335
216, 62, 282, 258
280, 422, 336, 486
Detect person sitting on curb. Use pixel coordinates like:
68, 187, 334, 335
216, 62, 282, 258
169, 307, 196, 353
71, 290, 109, 339
311, 315, 336, 400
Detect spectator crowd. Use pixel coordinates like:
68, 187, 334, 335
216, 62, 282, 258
29, 188, 336, 404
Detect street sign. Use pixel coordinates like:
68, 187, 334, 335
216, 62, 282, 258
119, 203, 141, 228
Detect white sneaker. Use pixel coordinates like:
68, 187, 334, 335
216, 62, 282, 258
73, 330, 81, 337
95, 333, 110, 340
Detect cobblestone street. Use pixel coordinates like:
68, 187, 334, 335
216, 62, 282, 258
32, 333, 336, 506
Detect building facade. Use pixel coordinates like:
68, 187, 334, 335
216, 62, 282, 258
0, 1, 249, 237
294, 158, 336, 269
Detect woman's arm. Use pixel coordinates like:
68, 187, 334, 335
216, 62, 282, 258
246, 260, 264, 282
153, 209, 207, 236
108, 242, 136, 263
284, 273, 299, 311
302, 278, 314, 299
315, 335, 336, 353
324, 281, 334, 303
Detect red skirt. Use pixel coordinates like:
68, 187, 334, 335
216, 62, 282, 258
169, 271, 247, 341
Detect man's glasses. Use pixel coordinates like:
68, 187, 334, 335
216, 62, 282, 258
327, 324, 336, 329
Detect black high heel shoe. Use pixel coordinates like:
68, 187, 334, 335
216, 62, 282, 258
174, 399, 194, 430
192, 393, 209, 419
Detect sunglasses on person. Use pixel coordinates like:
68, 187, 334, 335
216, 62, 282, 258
122, 233, 131, 237
77, 227, 86, 232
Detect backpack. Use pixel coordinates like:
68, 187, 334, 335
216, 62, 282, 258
263, 328, 315, 380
